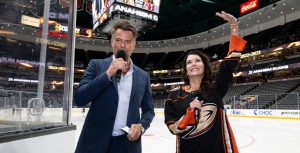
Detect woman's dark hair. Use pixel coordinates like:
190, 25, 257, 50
182, 50, 212, 89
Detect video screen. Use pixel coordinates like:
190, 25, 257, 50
115, 0, 161, 14
92, 0, 114, 26
92, 0, 160, 30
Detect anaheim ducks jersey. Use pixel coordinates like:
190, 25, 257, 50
164, 59, 240, 153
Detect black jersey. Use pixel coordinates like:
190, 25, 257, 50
164, 59, 240, 153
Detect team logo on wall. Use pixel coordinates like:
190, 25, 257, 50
28, 98, 45, 116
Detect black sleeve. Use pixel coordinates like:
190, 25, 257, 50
164, 91, 180, 127
216, 59, 239, 98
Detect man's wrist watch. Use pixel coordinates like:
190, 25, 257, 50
138, 124, 145, 134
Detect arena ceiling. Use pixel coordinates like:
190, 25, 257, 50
140, 0, 278, 40
74, 0, 287, 74
0, 0, 296, 83
77, 0, 280, 41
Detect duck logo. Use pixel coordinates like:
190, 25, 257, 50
182, 103, 217, 139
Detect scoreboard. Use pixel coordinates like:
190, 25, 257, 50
92, 0, 160, 36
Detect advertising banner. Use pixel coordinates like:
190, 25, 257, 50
227, 109, 300, 120
240, 0, 259, 14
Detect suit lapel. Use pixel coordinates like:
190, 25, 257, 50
104, 57, 118, 95
111, 76, 118, 94
129, 65, 137, 103
127, 65, 137, 125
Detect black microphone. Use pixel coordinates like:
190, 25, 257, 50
194, 108, 200, 124
115, 50, 127, 83
192, 90, 203, 124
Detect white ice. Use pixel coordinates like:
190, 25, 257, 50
71, 110, 300, 153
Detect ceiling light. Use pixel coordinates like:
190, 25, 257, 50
0, 30, 16, 35
20, 63, 33, 68
201, 0, 215, 4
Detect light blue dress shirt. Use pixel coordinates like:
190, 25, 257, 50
112, 56, 134, 136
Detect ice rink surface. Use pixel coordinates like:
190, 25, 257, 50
71, 110, 300, 153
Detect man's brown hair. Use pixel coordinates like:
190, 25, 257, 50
111, 20, 137, 40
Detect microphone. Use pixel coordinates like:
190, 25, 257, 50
191, 90, 203, 124
115, 50, 127, 83
194, 108, 200, 124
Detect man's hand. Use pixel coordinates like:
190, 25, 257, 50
106, 58, 127, 79
127, 124, 143, 141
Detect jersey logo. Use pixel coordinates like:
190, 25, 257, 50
182, 103, 217, 139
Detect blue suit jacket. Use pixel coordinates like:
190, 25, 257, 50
75, 57, 155, 153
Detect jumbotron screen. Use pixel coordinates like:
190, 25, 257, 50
115, 0, 161, 14
92, 0, 160, 30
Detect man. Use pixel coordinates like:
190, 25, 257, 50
75, 20, 155, 153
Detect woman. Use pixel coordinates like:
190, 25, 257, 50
164, 11, 247, 153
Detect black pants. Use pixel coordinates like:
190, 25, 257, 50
107, 135, 128, 153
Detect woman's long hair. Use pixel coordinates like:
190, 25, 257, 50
182, 50, 212, 92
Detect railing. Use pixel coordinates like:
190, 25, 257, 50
228, 93, 300, 109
